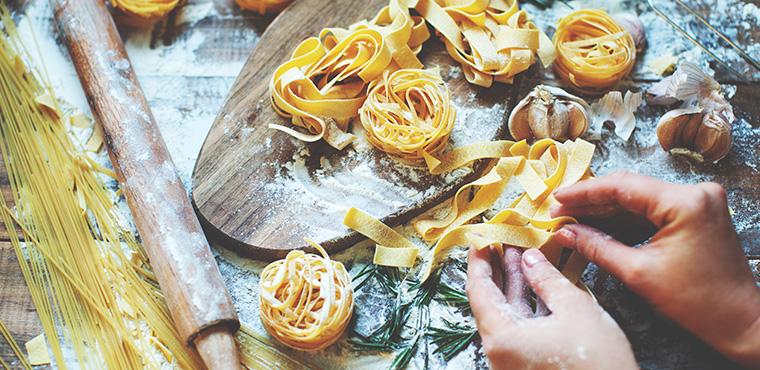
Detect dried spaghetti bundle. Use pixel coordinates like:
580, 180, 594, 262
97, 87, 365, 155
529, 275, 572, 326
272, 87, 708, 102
269, 0, 430, 149
414, 0, 555, 87
236, 0, 293, 14
359, 68, 455, 164
553, 9, 636, 94
110, 0, 183, 25
259, 242, 353, 351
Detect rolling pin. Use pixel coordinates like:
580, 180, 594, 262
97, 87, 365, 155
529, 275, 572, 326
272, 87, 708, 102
50, 1, 241, 368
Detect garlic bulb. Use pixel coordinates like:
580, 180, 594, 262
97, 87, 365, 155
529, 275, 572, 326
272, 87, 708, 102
613, 13, 646, 51
655, 107, 732, 163
508, 85, 590, 141
650, 62, 735, 163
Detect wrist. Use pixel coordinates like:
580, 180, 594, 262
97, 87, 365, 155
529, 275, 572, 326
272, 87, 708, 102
712, 285, 760, 368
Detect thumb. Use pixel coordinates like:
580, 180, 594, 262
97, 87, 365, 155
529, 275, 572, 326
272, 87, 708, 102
521, 249, 588, 313
555, 224, 644, 284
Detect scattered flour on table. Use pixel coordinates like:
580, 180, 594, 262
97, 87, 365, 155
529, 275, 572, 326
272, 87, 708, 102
12, 0, 760, 369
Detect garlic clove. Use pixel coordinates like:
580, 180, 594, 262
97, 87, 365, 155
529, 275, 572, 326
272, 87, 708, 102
508, 85, 590, 142
508, 96, 533, 141
656, 107, 702, 150
567, 102, 589, 139
694, 112, 732, 162
613, 13, 646, 51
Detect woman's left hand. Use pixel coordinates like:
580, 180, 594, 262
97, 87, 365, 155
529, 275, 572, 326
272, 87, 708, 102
466, 245, 638, 370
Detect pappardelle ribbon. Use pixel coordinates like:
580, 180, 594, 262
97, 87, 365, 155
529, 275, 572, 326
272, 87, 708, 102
344, 138, 596, 284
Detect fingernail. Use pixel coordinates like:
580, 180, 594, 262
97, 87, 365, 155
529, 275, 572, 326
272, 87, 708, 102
557, 228, 576, 245
522, 249, 544, 267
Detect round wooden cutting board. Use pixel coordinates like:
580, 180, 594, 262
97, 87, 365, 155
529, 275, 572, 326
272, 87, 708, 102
191, 0, 520, 260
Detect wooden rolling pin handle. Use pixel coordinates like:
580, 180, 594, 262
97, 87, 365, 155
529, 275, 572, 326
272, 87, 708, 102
50, 1, 240, 368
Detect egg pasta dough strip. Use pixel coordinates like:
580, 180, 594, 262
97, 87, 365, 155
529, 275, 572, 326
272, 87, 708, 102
414, 0, 555, 87
552, 9, 636, 94
258, 241, 354, 351
343, 207, 419, 267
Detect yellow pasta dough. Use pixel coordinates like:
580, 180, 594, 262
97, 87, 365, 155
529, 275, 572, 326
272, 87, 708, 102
110, 0, 183, 25
258, 241, 354, 351
359, 68, 455, 164
419, 138, 595, 280
269, 0, 430, 149
414, 0, 555, 87
553, 9, 637, 94
343, 207, 419, 267
236, 0, 293, 14
344, 138, 596, 284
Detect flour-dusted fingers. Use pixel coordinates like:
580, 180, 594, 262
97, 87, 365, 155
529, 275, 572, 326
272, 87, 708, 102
553, 172, 681, 227
466, 245, 513, 333
550, 203, 622, 219
521, 249, 589, 313
502, 247, 532, 317
554, 224, 645, 284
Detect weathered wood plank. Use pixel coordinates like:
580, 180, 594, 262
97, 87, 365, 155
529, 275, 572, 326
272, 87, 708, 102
0, 242, 43, 368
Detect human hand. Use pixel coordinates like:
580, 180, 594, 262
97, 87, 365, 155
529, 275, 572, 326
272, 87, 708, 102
466, 245, 637, 370
551, 173, 760, 368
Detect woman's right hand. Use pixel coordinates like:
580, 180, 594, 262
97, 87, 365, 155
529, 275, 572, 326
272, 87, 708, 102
551, 173, 760, 368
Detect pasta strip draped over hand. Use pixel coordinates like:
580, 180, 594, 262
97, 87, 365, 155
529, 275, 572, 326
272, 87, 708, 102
269, 0, 430, 149
258, 241, 354, 351
552, 9, 636, 94
359, 68, 456, 164
414, 0, 555, 87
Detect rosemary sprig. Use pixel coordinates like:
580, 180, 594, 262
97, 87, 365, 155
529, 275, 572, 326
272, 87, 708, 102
427, 318, 479, 361
436, 281, 471, 314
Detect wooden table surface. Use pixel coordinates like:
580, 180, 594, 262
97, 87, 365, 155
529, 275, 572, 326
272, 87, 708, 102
1, 0, 759, 369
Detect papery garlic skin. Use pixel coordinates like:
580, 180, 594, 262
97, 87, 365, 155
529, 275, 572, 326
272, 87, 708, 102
613, 13, 646, 51
508, 85, 589, 142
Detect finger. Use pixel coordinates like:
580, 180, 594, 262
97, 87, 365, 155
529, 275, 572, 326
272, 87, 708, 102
466, 245, 511, 332
490, 247, 504, 292
521, 249, 588, 312
554, 224, 645, 284
534, 297, 550, 317
502, 247, 532, 317
553, 173, 680, 226
550, 204, 622, 219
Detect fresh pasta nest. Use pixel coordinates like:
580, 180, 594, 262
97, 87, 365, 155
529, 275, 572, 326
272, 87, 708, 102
110, 0, 183, 25
359, 68, 455, 164
258, 242, 354, 351
236, 0, 293, 14
269, 0, 430, 150
414, 0, 555, 87
552, 9, 636, 94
